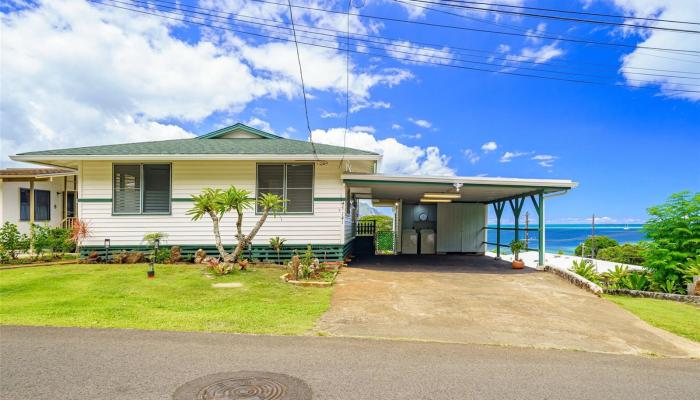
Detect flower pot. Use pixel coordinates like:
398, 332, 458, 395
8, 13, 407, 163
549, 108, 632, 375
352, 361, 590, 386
512, 259, 525, 269
147, 270, 155, 279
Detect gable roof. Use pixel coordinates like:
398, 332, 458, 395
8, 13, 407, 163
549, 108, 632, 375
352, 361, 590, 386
11, 123, 380, 162
196, 123, 283, 139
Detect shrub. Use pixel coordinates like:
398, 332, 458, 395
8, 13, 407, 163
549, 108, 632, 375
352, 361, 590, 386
570, 259, 601, 284
30, 225, 72, 258
0, 222, 30, 259
601, 265, 629, 289
596, 243, 646, 265
575, 236, 619, 257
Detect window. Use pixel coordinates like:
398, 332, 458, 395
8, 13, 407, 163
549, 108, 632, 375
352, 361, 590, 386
113, 164, 171, 214
256, 163, 313, 213
19, 188, 51, 221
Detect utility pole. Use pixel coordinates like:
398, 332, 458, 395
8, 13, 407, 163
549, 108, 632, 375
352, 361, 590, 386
591, 213, 596, 258
525, 211, 529, 249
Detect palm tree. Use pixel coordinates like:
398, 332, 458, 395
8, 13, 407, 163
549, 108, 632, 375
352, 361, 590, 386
188, 186, 285, 263
187, 188, 231, 261
269, 236, 286, 264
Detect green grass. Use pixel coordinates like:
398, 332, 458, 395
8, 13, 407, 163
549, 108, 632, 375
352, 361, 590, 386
605, 295, 700, 343
0, 264, 331, 335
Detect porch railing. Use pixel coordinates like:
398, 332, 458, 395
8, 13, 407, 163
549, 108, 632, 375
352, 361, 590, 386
356, 220, 376, 237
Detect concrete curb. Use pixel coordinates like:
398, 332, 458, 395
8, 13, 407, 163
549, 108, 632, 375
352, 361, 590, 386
604, 289, 700, 305
545, 265, 603, 296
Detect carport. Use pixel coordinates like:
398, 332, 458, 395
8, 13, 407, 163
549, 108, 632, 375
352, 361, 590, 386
344, 174, 577, 268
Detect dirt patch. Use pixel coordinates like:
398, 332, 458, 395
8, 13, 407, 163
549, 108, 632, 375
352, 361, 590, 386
316, 255, 700, 358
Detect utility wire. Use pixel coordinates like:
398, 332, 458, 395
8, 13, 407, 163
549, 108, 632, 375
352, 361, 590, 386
431, 0, 700, 26
404, 0, 700, 34
238, 0, 700, 55
89, 1, 700, 94
284, 0, 319, 161
341, 0, 352, 165
120, 0, 700, 81
135, 0, 700, 68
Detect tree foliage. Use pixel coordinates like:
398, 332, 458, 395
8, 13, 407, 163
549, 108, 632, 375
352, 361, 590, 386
642, 191, 700, 290
0, 222, 30, 259
574, 236, 618, 257
596, 243, 646, 265
358, 215, 393, 232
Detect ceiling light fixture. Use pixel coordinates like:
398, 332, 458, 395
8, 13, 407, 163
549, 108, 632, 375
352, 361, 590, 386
423, 192, 461, 199
420, 197, 452, 203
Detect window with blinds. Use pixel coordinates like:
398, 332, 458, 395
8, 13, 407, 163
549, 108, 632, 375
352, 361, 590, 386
19, 188, 51, 221
256, 163, 313, 213
113, 164, 171, 214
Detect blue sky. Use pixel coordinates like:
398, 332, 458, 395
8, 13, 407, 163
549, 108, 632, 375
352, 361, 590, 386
2, 0, 699, 224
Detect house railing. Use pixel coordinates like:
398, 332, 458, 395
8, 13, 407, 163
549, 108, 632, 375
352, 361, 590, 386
62, 217, 76, 230
356, 220, 376, 237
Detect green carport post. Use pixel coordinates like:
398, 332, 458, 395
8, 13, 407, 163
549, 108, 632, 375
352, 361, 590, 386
492, 201, 506, 259
508, 197, 525, 241
530, 191, 546, 270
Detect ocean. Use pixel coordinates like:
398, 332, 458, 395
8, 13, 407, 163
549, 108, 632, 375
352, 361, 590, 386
485, 224, 646, 254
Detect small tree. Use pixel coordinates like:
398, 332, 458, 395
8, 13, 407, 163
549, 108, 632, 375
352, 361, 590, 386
269, 236, 286, 264
575, 236, 619, 257
70, 218, 91, 254
188, 186, 285, 264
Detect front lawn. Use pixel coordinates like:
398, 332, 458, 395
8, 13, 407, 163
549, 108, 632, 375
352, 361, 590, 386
605, 295, 700, 343
0, 264, 331, 335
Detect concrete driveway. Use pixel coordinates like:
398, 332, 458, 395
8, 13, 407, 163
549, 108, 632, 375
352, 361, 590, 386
316, 255, 700, 357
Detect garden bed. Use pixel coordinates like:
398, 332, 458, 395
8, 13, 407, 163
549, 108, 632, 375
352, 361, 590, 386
280, 267, 340, 287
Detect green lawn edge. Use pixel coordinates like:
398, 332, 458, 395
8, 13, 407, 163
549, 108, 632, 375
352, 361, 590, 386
604, 294, 700, 343
0, 264, 332, 335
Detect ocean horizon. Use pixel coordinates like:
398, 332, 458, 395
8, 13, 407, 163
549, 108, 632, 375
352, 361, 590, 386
485, 224, 645, 254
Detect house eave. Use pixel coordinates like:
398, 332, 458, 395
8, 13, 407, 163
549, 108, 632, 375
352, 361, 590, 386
11, 154, 382, 162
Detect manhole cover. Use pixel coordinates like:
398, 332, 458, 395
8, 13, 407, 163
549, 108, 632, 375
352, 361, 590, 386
173, 371, 312, 400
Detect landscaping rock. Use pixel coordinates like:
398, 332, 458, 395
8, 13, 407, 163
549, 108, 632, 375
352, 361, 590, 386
86, 251, 101, 264
604, 288, 700, 305
194, 249, 207, 264
114, 250, 129, 264
170, 246, 183, 263
545, 265, 603, 296
124, 252, 145, 264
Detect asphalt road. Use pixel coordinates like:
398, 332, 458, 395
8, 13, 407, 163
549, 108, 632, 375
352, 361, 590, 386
1, 326, 699, 399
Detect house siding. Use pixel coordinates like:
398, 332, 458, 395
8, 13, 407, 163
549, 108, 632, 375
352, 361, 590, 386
78, 160, 369, 247
0, 178, 68, 235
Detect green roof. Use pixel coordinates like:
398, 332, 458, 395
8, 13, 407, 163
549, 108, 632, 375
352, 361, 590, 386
15, 124, 379, 158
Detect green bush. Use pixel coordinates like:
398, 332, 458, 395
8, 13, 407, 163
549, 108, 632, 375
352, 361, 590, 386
575, 236, 619, 257
642, 191, 699, 293
620, 271, 649, 291
596, 243, 647, 265
30, 225, 73, 258
0, 222, 30, 259
601, 265, 629, 289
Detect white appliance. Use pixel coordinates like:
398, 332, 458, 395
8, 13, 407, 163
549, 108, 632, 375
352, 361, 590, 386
401, 229, 418, 254
419, 229, 436, 254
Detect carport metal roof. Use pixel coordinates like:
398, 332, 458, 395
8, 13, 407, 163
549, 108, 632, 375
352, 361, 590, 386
342, 173, 577, 203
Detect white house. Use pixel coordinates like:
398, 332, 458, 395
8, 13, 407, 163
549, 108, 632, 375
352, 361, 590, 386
0, 168, 78, 235
10, 123, 577, 264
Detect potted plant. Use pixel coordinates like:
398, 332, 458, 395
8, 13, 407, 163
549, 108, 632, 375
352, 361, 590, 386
509, 240, 525, 269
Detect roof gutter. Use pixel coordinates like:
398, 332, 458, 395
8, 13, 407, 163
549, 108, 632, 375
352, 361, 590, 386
11, 154, 381, 162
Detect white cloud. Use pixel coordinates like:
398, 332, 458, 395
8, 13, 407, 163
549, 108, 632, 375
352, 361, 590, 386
320, 110, 342, 119
499, 151, 528, 163
462, 149, 480, 164
391, 123, 402, 130
386, 41, 455, 65
506, 42, 565, 64
311, 127, 455, 176
408, 117, 432, 128
612, 0, 700, 101
401, 133, 422, 139
532, 154, 558, 167
245, 117, 274, 133
0, 0, 413, 165
525, 23, 548, 44
481, 141, 498, 153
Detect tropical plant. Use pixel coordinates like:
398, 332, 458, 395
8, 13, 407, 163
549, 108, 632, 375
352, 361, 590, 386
570, 259, 601, 284
509, 240, 525, 261
70, 218, 91, 251
656, 277, 683, 294
188, 186, 284, 263
298, 245, 316, 280
601, 264, 629, 289
680, 256, 700, 282
269, 236, 286, 264
575, 235, 619, 257
0, 222, 30, 259
142, 232, 168, 246
620, 271, 649, 291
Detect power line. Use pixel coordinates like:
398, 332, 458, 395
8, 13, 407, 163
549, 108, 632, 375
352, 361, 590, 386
431, 0, 700, 26
393, 0, 700, 63
89, 1, 700, 94
341, 0, 352, 164
284, 0, 319, 161
137, 0, 700, 74
238, 0, 700, 55
404, 0, 700, 34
